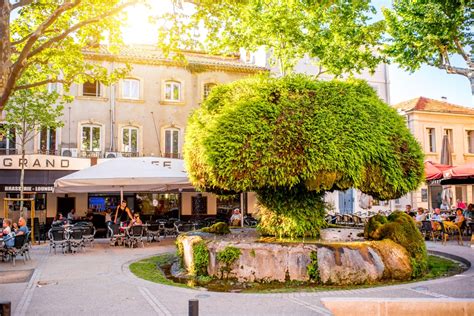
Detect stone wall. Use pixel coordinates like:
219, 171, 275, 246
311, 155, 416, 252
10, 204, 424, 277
178, 236, 412, 285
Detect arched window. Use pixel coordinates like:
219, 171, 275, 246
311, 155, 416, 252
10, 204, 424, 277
81, 124, 102, 152
164, 128, 180, 158
122, 126, 139, 153
122, 78, 140, 100
164, 81, 181, 101
203, 82, 217, 100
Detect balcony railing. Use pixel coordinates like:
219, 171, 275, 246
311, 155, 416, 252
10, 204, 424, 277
37, 149, 59, 156
0, 149, 18, 155
80, 150, 102, 158
163, 152, 182, 159
121, 151, 140, 158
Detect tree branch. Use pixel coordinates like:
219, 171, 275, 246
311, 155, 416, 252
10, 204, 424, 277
2, 0, 82, 108
27, 0, 140, 60
453, 37, 471, 65
14, 79, 66, 91
428, 60, 470, 78
11, 0, 35, 11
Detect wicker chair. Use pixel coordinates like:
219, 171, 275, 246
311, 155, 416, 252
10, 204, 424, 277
146, 224, 161, 243
68, 228, 85, 253
4, 234, 28, 266
48, 228, 68, 254
125, 225, 145, 248
108, 224, 125, 246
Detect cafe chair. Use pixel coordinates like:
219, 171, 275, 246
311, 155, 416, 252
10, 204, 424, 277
108, 224, 125, 246
48, 228, 68, 254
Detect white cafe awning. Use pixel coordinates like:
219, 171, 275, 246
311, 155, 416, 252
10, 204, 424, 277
54, 157, 193, 193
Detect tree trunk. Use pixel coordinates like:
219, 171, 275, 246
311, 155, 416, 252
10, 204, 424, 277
470, 75, 474, 96
19, 145, 25, 218
19, 122, 26, 218
0, 1, 11, 111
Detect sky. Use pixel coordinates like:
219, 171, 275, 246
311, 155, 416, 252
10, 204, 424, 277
122, 0, 473, 108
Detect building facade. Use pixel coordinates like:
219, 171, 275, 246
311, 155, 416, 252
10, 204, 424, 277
393, 97, 474, 210
0, 45, 266, 221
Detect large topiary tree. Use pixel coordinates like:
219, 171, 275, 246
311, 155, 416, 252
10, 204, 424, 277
184, 75, 424, 238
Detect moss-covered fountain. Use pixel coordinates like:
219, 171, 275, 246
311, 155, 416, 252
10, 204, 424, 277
162, 75, 434, 289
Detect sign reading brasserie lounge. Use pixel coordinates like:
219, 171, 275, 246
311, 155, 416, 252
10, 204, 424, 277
1, 185, 54, 192
0, 154, 92, 171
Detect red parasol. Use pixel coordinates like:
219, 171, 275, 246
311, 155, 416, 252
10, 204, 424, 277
443, 162, 474, 179
424, 161, 452, 181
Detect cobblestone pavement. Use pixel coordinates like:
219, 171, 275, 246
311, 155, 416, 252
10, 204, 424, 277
1, 239, 473, 315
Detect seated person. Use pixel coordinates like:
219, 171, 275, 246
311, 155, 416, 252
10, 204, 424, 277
1, 218, 15, 248
454, 208, 465, 228
85, 212, 94, 221
229, 208, 242, 226
431, 208, 443, 230
14, 217, 29, 236
464, 203, 473, 219
52, 213, 68, 226
130, 213, 143, 226
414, 208, 426, 222
67, 209, 76, 221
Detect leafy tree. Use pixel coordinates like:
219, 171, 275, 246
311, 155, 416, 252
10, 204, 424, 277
184, 75, 424, 238
161, 0, 385, 76
1, 89, 66, 215
0, 0, 142, 111
383, 0, 473, 94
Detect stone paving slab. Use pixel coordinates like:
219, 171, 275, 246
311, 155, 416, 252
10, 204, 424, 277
1, 238, 473, 315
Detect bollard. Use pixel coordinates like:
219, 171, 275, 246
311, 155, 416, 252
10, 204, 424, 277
188, 299, 199, 316
0, 301, 11, 316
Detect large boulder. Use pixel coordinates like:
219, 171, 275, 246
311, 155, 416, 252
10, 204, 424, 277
207, 241, 315, 282
371, 239, 412, 280
317, 243, 384, 285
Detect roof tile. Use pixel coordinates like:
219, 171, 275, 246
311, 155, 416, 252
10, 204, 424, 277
393, 97, 474, 115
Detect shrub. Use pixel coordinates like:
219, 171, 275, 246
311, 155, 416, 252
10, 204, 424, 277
201, 222, 231, 234
192, 241, 209, 276
307, 251, 320, 283
256, 185, 326, 238
185, 75, 424, 239
216, 246, 241, 279
364, 214, 388, 239
364, 211, 427, 277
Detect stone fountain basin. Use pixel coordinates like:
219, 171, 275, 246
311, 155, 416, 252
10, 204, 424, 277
178, 230, 412, 285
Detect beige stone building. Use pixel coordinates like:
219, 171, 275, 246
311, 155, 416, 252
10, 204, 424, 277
393, 97, 474, 210
0, 45, 266, 221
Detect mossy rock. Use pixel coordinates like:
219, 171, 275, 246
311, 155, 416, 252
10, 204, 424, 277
364, 214, 388, 239
201, 222, 231, 235
364, 211, 427, 277
370, 239, 412, 280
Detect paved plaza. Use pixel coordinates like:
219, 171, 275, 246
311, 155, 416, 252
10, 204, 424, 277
1, 239, 473, 316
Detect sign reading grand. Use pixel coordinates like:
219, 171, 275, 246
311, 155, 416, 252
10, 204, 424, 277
0, 154, 92, 171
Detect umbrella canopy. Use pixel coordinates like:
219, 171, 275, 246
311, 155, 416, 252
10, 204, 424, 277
424, 161, 452, 181
443, 162, 474, 180
440, 134, 453, 165
54, 157, 193, 193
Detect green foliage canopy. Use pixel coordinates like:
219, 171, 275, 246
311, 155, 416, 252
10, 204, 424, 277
184, 75, 424, 201
0, 0, 141, 110
160, 0, 385, 75
383, 0, 473, 93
